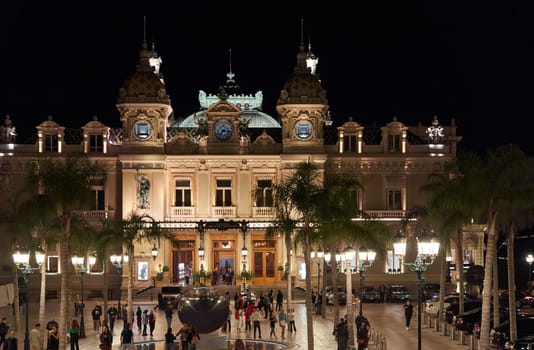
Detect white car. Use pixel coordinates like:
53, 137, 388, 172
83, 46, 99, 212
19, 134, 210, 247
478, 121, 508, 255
425, 293, 478, 317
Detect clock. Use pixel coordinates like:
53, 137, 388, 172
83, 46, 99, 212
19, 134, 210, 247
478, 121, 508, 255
214, 120, 233, 141
133, 120, 152, 140
294, 119, 313, 140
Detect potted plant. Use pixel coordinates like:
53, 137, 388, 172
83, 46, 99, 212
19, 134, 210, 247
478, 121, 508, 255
156, 265, 170, 281
238, 270, 254, 280
193, 266, 212, 285
278, 265, 284, 279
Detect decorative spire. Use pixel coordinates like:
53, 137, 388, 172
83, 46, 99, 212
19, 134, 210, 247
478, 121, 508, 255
136, 16, 152, 73
226, 48, 235, 84
306, 34, 319, 76
222, 48, 240, 95
295, 18, 309, 73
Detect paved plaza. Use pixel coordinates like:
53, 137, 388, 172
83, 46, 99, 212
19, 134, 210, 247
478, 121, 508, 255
0, 297, 480, 349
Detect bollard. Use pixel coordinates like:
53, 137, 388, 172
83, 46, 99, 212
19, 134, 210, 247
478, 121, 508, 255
442, 320, 448, 336
468, 333, 475, 350
459, 331, 466, 345
434, 317, 440, 332
449, 324, 456, 341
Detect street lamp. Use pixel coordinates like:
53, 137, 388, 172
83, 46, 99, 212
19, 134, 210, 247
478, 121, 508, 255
526, 254, 533, 292
394, 230, 440, 350
344, 245, 356, 347
357, 246, 376, 318
110, 252, 129, 319
72, 254, 95, 338
13, 248, 45, 350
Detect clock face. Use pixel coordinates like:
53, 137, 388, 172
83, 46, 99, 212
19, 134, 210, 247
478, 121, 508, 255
133, 120, 152, 140
294, 120, 313, 140
214, 120, 233, 141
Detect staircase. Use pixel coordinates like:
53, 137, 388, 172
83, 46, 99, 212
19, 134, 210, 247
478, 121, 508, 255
133, 285, 158, 304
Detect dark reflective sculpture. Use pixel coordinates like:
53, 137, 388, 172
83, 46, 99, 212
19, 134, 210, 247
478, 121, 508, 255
177, 286, 230, 333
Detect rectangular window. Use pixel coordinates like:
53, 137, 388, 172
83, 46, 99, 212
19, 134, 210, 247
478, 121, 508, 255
45, 134, 58, 152
174, 179, 192, 206
388, 134, 400, 152
343, 135, 357, 152
255, 179, 273, 207
386, 250, 402, 273
387, 189, 402, 210
47, 256, 59, 273
216, 179, 232, 206
89, 188, 105, 210
89, 134, 103, 152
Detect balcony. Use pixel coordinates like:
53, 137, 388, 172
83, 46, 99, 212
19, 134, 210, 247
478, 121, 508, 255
212, 206, 236, 217
73, 210, 115, 219
169, 206, 196, 218
356, 210, 407, 221
253, 206, 275, 217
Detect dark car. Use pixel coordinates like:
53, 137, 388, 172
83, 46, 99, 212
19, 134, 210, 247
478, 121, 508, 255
491, 317, 534, 349
160, 285, 182, 308
445, 300, 482, 324
457, 306, 527, 335
388, 285, 412, 303
512, 333, 534, 349
359, 286, 382, 303
423, 283, 441, 301
499, 290, 534, 308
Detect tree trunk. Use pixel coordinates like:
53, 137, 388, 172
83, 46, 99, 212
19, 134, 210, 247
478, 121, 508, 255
303, 232, 314, 349
127, 244, 134, 325
507, 224, 517, 342
39, 242, 48, 349
285, 233, 292, 312
457, 228, 465, 315
479, 212, 497, 350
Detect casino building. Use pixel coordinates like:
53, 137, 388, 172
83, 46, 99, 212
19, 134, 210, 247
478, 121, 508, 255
0, 33, 485, 298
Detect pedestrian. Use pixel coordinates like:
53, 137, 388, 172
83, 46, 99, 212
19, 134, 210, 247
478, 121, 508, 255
244, 303, 252, 332
251, 308, 262, 339
164, 327, 176, 350
276, 290, 283, 311
107, 304, 118, 332
73, 294, 82, 317
30, 323, 42, 350
335, 317, 348, 350
99, 325, 113, 350
403, 299, 414, 330
5, 330, 17, 350
0, 317, 10, 347
187, 324, 200, 350
164, 303, 173, 329
92, 304, 102, 333
269, 311, 277, 338
288, 307, 296, 333
234, 307, 243, 332
135, 307, 142, 333
278, 308, 287, 339
356, 320, 370, 350
47, 324, 59, 350
68, 319, 80, 350
148, 309, 156, 336
142, 309, 149, 336
176, 322, 190, 350
120, 322, 134, 350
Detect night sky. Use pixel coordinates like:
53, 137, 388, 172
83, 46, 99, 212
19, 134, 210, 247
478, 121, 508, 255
0, 3, 533, 155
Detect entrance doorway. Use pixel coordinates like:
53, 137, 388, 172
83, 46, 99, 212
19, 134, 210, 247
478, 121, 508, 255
172, 240, 194, 285
253, 251, 276, 285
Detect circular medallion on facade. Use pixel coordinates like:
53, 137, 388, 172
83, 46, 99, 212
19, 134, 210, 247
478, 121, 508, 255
133, 120, 152, 140
214, 120, 233, 141
294, 119, 313, 140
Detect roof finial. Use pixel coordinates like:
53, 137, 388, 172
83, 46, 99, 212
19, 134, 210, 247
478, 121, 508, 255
300, 18, 305, 47
226, 48, 235, 84
229, 48, 233, 75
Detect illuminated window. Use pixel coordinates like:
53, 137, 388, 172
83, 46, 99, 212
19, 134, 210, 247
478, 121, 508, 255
45, 134, 58, 152
387, 189, 402, 210
47, 256, 59, 274
386, 250, 402, 273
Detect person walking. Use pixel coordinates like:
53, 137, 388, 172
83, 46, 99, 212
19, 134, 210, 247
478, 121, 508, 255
187, 325, 200, 350
251, 308, 262, 339
269, 311, 277, 339
5, 330, 17, 350
141, 309, 149, 336
91, 304, 102, 333
403, 300, 414, 330
135, 307, 142, 334
68, 319, 80, 350
99, 325, 113, 350
287, 307, 296, 333
107, 304, 118, 333
148, 309, 156, 336
164, 303, 173, 329
278, 308, 287, 339
120, 322, 134, 350
164, 327, 176, 350
276, 290, 284, 312
30, 323, 42, 350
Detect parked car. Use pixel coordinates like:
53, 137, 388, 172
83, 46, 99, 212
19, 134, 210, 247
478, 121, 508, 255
326, 285, 347, 305
499, 290, 534, 309
491, 316, 534, 349
455, 306, 527, 335
512, 333, 534, 349
425, 293, 479, 318
445, 299, 482, 324
423, 283, 441, 301
388, 285, 412, 303
358, 286, 382, 303
160, 285, 182, 308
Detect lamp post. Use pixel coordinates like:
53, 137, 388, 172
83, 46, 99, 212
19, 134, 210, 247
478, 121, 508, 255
13, 248, 45, 350
311, 249, 324, 315
357, 246, 376, 318
526, 254, 534, 292
344, 246, 356, 347
394, 231, 440, 350
323, 250, 331, 318
72, 254, 95, 339
110, 252, 129, 320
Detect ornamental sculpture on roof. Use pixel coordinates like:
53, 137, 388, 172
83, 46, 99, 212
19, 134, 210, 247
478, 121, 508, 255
426, 115, 445, 144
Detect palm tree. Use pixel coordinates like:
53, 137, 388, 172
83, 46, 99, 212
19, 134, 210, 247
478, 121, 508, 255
27, 154, 106, 350
271, 161, 322, 349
